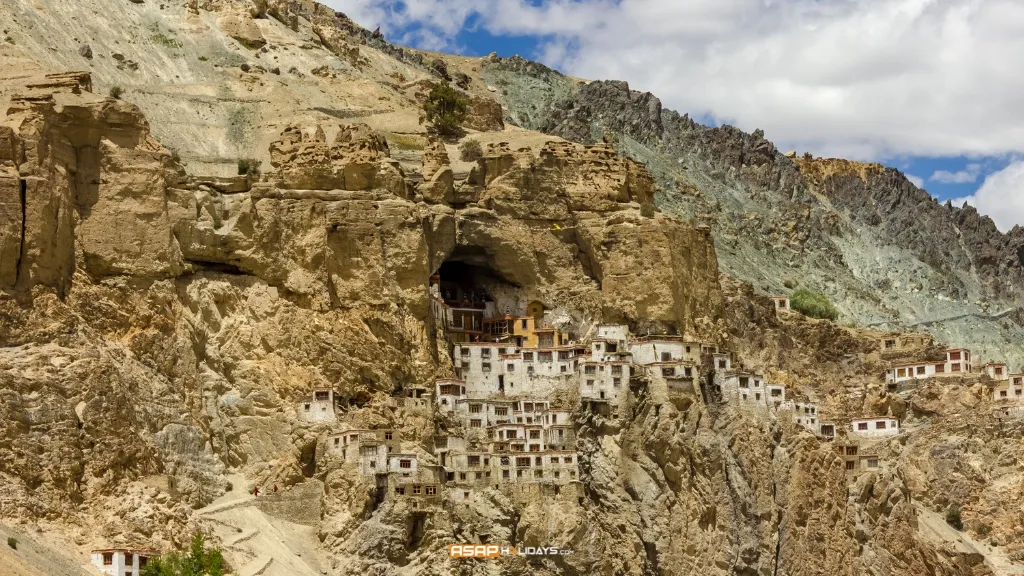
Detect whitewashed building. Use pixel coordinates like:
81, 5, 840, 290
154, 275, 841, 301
850, 417, 900, 437
993, 374, 1024, 401
885, 349, 973, 384
986, 363, 1010, 381
629, 338, 702, 366
299, 389, 336, 422
91, 549, 153, 576
771, 296, 791, 312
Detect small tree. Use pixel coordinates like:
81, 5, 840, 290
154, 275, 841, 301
790, 289, 839, 321
945, 505, 963, 531
237, 158, 260, 177
141, 533, 226, 576
7, 537, 16, 550
109, 85, 124, 99
640, 203, 656, 218
459, 139, 483, 162
423, 84, 468, 136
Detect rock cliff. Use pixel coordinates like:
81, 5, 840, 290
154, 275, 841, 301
0, 2, 1020, 576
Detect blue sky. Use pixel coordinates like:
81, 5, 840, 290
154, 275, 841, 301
329, 0, 1024, 231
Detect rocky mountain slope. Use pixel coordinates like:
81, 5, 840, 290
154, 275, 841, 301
0, 1, 1022, 576
478, 60, 1024, 367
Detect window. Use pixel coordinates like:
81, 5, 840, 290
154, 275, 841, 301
613, 378, 621, 387
464, 491, 470, 500
559, 351, 571, 360
459, 472, 467, 480
426, 485, 437, 495
996, 367, 1004, 376
468, 455, 481, 466
384, 432, 393, 441
561, 365, 568, 373
935, 364, 945, 373
395, 487, 405, 495
884, 339, 895, 348
585, 365, 597, 375
916, 366, 926, 375
755, 393, 761, 400
1001, 391, 1008, 398
661, 367, 675, 377
535, 456, 543, 465
500, 456, 509, 466
586, 379, 594, 387
102, 553, 113, 566
413, 485, 422, 495
661, 351, 671, 362
482, 363, 492, 372
949, 351, 961, 361
527, 365, 534, 375
867, 459, 878, 469
771, 389, 782, 397
951, 363, 961, 372
876, 421, 888, 430
718, 359, 727, 369
530, 430, 540, 439
539, 352, 553, 362
558, 429, 564, 438
521, 319, 528, 329
564, 456, 573, 464
470, 419, 482, 428
304, 403, 310, 411
503, 469, 510, 478
845, 461, 856, 470
139, 557, 148, 568
495, 407, 508, 416
334, 438, 340, 446
516, 457, 531, 467
611, 365, 622, 376
857, 422, 868, 431
470, 404, 482, 414
481, 348, 491, 359
507, 364, 515, 372
400, 459, 412, 469
461, 347, 470, 356
1016, 390, 1022, 396
845, 446, 858, 456
739, 377, 749, 388
523, 352, 534, 362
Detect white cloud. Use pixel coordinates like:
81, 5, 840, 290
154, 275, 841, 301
906, 174, 925, 188
328, 0, 1024, 159
327, 0, 1024, 226
930, 163, 982, 184
953, 161, 1024, 232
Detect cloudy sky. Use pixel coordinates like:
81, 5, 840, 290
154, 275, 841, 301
327, 0, 1024, 232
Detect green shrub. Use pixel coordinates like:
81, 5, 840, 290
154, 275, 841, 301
640, 203, 656, 218
945, 505, 963, 531
109, 85, 124, 99
237, 158, 260, 176
7, 537, 16, 550
140, 533, 226, 576
978, 524, 992, 537
459, 139, 483, 162
423, 84, 468, 136
790, 289, 839, 321
198, 56, 208, 62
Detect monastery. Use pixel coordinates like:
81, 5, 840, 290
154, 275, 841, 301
298, 281, 1024, 506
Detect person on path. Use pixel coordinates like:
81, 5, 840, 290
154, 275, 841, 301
253, 486, 260, 497
273, 484, 278, 493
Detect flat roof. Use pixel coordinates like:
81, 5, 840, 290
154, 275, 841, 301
92, 549, 158, 554
851, 416, 898, 422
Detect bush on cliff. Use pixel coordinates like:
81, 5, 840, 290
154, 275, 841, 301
140, 533, 226, 576
945, 505, 963, 531
423, 84, 467, 136
459, 138, 483, 161
790, 289, 839, 321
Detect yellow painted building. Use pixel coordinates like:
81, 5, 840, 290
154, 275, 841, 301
483, 314, 571, 349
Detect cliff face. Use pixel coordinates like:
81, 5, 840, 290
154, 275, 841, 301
0, 2, 1020, 576
481, 62, 1024, 367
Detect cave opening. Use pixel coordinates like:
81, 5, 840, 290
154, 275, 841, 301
431, 247, 526, 343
